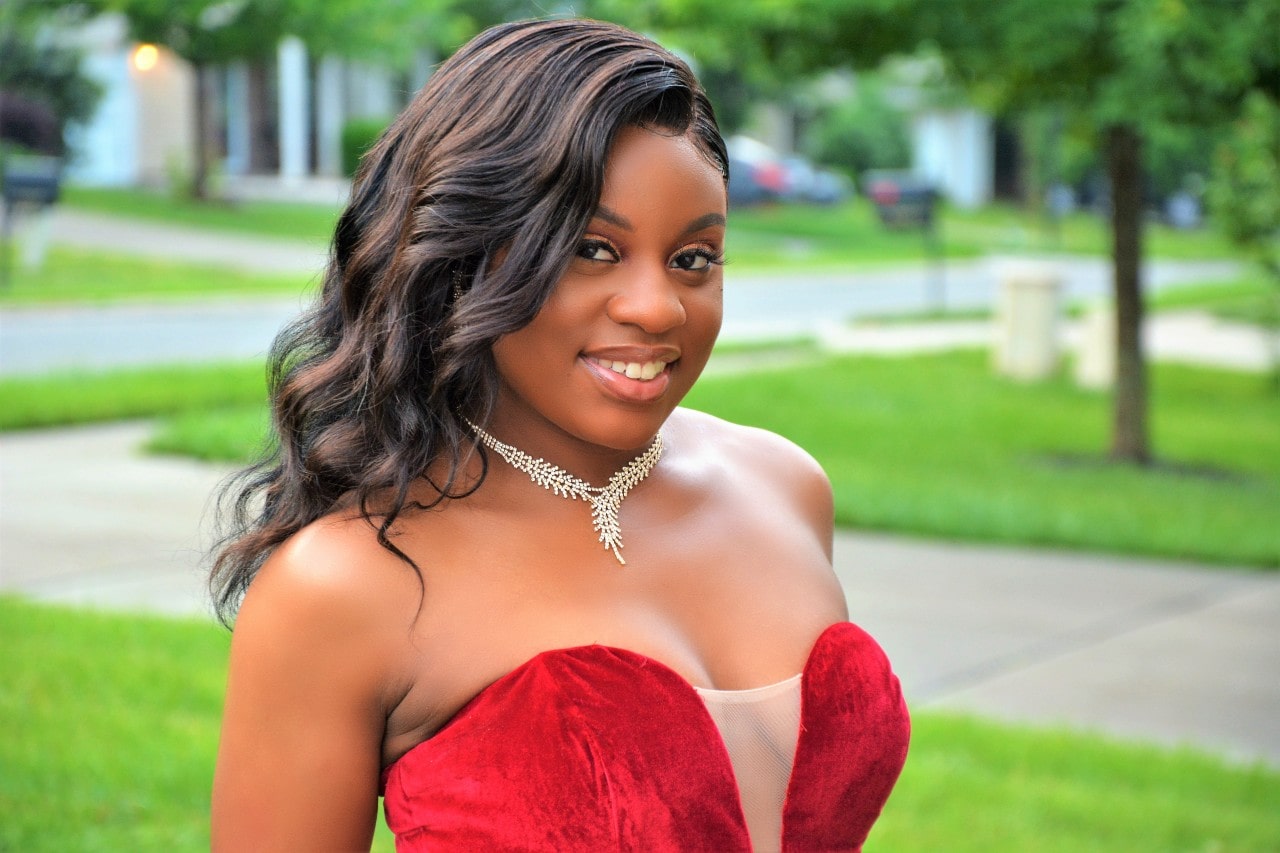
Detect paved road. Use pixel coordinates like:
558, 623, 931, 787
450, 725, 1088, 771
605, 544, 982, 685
0, 209, 1249, 374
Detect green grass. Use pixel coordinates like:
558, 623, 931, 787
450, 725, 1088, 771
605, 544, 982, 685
60, 187, 1243, 273
2, 596, 1276, 852
726, 200, 983, 268
0, 596, 397, 852
1149, 275, 1280, 327
0, 597, 229, 851
841, 275, 1280, 328
943, 202, 1243, 260
687, 352, 1280, 567
6, 351, 1277, 566
867, 712, 1280, 851
62, 186, 340, 242
147, 405, 274, 462
0, 362, 268, 431
0, 246, 316, 304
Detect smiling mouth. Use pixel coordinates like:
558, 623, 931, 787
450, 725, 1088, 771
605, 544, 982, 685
585, 356, 672, 381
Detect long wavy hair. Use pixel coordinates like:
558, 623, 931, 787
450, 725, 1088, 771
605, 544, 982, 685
209, 19, 728, 625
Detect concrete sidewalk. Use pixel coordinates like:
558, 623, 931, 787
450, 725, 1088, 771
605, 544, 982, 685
1, 422, 1276, 768
2, 207, 1260, 377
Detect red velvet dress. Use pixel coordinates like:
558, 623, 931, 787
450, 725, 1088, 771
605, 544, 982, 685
381, 622, 910, 851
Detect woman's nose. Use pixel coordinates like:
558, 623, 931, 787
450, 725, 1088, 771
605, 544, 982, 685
605, 265, 686, 333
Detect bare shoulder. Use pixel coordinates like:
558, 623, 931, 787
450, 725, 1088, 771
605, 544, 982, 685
242, 510, 421, 640
670, 406, 830, 490
228, 510, 427, 719
213, 512, 421, 849
667, 407, 833, 542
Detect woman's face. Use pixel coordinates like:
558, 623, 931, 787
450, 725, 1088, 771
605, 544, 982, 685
491, 125, 727, 456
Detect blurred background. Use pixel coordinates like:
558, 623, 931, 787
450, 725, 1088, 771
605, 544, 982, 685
1, 0, 1277, 850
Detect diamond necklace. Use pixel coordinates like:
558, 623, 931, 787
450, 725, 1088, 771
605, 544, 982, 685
465, 420, 663, 565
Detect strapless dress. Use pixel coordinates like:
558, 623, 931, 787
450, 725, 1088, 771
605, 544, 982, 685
380, 621, 910, 851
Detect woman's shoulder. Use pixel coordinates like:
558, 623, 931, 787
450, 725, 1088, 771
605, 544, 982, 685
667, 406, 832, 528
669, 406, 829, 488
235, 511, 423, 660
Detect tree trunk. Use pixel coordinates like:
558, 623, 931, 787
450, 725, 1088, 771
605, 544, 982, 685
191, 61, 209, 200
1106, 123, 1150, 464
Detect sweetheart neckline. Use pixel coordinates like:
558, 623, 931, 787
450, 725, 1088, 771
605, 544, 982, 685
464, 619, 845, 705
383, 621, 850, 775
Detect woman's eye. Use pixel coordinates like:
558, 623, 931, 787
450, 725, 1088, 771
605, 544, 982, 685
576, 240, 618, 262
672, 248, 724, 272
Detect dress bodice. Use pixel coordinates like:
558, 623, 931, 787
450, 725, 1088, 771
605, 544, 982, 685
380, 622, 910, 852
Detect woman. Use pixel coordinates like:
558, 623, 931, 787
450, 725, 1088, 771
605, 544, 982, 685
210, 18, 908, 852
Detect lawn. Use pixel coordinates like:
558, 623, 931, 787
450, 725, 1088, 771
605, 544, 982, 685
0, 246, 315, 304
687, 352, 1279, 567
1, 596, 1276, 852
59, 186, 1244, 271
0, 362, 268, 431
62, 185, 340, 242
5, 350, 1275, 567
1148, 275, 1280, 327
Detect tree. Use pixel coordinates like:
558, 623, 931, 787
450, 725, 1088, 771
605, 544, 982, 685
649, 0, 1280, 464
0, 0, 104, 158
1208, 90, 1280, 383
804, 75, 911, 179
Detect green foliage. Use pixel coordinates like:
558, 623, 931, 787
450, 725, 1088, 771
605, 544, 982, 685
107, 0, 287, 65
1209, 91, 1280, 281
148, 404, 273, 462
803, 76, 911, 178
0, 4, 104, 155
54, 188, 1243, 272
341, 117, 392, 178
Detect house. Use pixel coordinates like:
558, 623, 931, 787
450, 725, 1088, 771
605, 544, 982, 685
61, 13, 423, 198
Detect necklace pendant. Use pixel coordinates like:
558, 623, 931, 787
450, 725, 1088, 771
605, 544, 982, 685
589, 494, 627, 565
466, 420, 662, 567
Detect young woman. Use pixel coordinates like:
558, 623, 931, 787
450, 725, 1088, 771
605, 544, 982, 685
210, 19, 908, 852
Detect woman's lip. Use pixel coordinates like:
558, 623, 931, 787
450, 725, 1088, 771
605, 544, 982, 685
581, 355, 673, 403
582, 345, 681, 363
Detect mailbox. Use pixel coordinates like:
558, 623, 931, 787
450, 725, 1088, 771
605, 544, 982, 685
2, 156, 62, 207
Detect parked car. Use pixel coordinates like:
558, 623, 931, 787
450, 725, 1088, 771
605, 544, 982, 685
726, 136, 787, 207
862, 170, 938, 228
726, 136, 851, 207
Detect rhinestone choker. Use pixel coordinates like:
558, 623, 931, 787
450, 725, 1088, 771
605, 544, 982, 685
465, 420, 663, 565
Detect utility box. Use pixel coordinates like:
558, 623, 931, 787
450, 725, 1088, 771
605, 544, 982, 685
993, 261, 1062, 380
1074, 302, 1116, 389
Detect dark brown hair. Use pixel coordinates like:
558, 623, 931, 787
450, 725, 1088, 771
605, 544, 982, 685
209, 18, 728, 625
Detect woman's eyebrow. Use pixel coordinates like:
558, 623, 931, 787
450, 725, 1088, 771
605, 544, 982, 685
683, 213, 726, 233
591, 206, 726, 234
593, 205, 633, 230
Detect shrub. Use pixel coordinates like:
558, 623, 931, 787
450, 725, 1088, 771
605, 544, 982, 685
341, 117, 392, 177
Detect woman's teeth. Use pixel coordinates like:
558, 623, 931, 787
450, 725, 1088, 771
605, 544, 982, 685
588, 357, 667, 381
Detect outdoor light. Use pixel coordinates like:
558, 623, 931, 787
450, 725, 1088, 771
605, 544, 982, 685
133, 44, 159, 72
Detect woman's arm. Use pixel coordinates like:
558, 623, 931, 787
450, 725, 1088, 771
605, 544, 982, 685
211, 521, 411, 852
